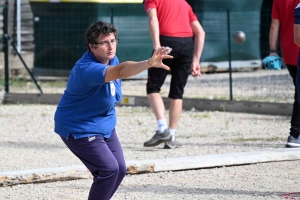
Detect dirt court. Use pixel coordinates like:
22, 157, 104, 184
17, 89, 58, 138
0, 104, 299, 199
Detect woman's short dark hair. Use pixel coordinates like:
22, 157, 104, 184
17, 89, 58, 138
85, 21, 118, 51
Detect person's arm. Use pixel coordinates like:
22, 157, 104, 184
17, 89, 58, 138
190, 20, 205, 77
294, 24, 300, 47
147, 8, 161, 49
269, 19, 280, 55
104, 47, 172, 83
294, 4, 300, 47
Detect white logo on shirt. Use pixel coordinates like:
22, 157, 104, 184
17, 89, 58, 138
110, 81, 116, 96
88, 136, 96, 142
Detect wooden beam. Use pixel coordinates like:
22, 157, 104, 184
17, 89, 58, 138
1, 148, 300, 186
0, 165, 90, 187
149, 148, 300, 172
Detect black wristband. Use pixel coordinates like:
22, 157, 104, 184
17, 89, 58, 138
270, 49, 277, 53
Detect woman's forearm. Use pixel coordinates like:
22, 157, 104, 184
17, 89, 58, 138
104, 59, 152, 83
119, 60, 152, 78
105, 48, 172, 83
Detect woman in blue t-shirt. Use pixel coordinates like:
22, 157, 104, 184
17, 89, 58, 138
54, 21, 172, 200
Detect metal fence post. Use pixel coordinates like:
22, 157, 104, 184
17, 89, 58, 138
3, 4, 9, 94
227, 8, 233, 101
110, 6, 114, 25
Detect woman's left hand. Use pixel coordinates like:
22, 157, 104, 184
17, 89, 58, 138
148, 47, 173, 70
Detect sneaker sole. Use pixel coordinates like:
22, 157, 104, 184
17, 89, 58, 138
164, 144, 176, 149
164, 142, 183, 149
286, 143, 300, 148
143, 135, 172, 147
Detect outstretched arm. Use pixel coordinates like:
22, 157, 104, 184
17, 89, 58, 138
105, 47, 173, 83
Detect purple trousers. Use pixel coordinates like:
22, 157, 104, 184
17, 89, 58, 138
61, 129, 127, 200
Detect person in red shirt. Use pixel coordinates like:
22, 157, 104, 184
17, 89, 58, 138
143, 0, 205, 149
269, 0, 300, 147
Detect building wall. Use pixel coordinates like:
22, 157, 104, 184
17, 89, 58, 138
0, 0, 34, 77
0, 0, 34, 52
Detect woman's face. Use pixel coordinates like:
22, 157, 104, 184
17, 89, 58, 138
89, 33, 117, 65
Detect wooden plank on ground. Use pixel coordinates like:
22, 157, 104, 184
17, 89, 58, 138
1, 148, 300, 186
149, 148, 300, 172
0, 165, 91, 187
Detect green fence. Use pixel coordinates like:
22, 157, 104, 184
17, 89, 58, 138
29, 0, 268, 76
1, 0, 295, 104
29, 0, 151, 76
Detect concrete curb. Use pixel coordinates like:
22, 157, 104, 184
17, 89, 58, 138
1, 148, 300, 187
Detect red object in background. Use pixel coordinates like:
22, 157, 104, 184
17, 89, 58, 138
281, 192, 300, 199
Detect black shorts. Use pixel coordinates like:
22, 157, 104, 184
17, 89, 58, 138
146, 35, 194, 99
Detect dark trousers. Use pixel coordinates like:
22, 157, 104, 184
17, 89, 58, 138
146, 35, 194, 99
287, 64, 300, 138
61, 129, 127, 200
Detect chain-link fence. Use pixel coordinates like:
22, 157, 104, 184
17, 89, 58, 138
0, 0, 295, 104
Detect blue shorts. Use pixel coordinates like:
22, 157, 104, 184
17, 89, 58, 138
146, 35, 194, 99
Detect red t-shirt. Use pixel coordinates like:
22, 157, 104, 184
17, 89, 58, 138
144, 0, 198, 37
272, 0, 299, 65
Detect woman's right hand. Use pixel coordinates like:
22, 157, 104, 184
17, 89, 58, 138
148, 47, 173, 70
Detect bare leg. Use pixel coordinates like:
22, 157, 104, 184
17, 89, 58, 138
163, 98, 183, 148
143, 93, 172, 147
147, 93, 165, 120
169, 98, 182, 129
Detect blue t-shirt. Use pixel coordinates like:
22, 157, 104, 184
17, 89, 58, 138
54, 51, 122, 139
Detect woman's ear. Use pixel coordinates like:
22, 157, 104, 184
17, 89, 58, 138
88, 43, 96, 52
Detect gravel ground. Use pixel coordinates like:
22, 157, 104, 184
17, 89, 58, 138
0, 104, 298, 199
